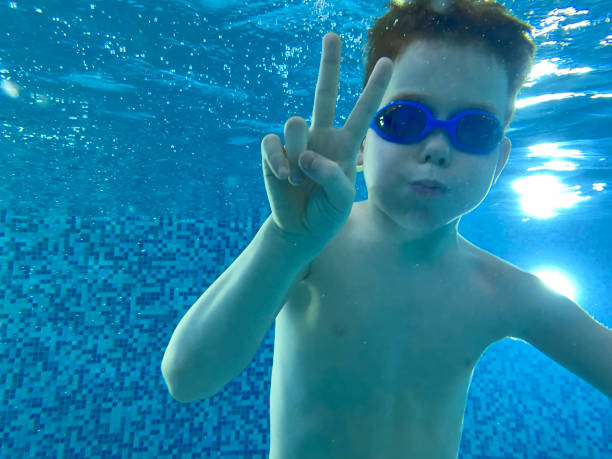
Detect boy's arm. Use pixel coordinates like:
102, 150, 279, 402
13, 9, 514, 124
511, 273, 612, 399
161, 215, 314, 403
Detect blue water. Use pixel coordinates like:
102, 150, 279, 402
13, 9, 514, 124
1, 0, 611, 457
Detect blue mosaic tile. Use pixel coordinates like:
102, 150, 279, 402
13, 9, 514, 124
1, 209, 610, 458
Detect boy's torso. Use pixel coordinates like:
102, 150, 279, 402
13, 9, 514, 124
269, 202, 521, 459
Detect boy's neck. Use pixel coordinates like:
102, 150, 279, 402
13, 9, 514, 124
351, 200, 461, 266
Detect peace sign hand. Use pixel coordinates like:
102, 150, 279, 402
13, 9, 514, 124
261, 32, 393, 254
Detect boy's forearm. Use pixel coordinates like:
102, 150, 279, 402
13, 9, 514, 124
161, 215, 316, 403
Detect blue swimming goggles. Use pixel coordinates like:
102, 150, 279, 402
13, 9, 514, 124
370, 100, 504, 155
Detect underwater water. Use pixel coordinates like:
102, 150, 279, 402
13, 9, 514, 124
1, 0, 611, 457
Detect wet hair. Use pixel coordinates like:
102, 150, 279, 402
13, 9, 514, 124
363, 0, 536, 129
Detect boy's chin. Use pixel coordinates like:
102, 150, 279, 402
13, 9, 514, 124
365, 199, 458, 241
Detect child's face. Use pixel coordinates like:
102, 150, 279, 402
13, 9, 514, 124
357, 39, 512, 241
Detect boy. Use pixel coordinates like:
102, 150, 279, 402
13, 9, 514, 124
162, 0, 612, 457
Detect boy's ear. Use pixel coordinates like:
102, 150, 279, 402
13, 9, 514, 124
493, 136, 511, 185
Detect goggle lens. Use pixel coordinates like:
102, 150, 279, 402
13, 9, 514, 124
381, 105, 427, 138
455, 112, 502, 153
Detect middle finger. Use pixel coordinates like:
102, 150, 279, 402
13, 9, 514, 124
311, 32, 342, 129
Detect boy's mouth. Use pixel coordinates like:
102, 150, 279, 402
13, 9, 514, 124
410, 179, 448, 191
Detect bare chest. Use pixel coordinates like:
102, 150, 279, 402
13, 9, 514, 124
277, 236, 505, 389
269, 235, 509, 458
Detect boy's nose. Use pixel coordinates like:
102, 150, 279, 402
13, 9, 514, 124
417, 130, 452, 166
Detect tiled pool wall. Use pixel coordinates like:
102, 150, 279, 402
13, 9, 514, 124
2, 209, 611, 458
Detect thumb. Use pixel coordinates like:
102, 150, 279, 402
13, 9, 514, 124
298, 150, 316, 172
298, 150, 354, 210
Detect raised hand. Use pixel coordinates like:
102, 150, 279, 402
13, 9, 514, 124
261, 32, 393, 253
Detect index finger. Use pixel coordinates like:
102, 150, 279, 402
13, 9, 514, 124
343, 57, 394, 141
311, 33, 342, 129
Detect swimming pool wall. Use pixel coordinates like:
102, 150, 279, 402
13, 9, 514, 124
1, 208, 611, 458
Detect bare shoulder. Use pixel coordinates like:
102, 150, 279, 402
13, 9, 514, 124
280, 210, 356, 306
460, 237, 530, 281
460, 237, 541, 337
